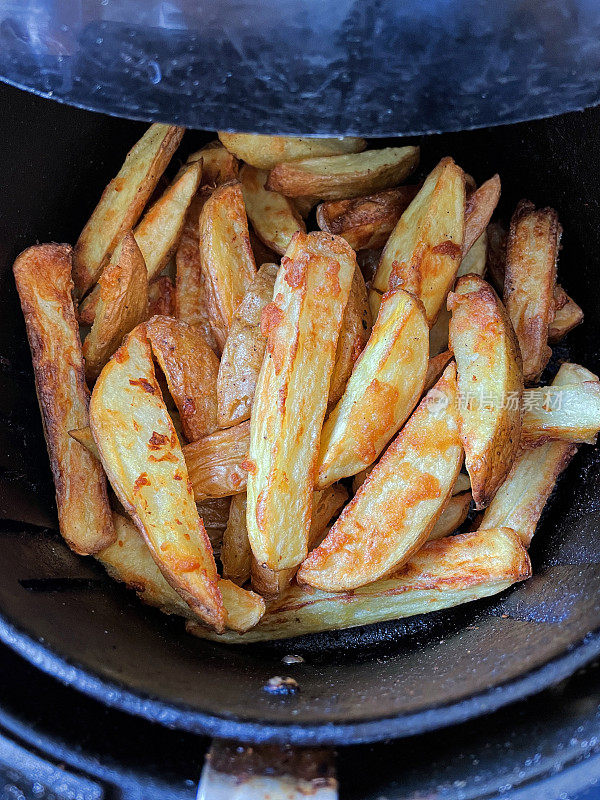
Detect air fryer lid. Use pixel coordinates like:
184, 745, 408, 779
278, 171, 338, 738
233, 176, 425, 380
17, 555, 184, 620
2, 0, 600, 136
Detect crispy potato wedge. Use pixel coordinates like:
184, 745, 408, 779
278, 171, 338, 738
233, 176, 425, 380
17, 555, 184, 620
299, 363, 462, 591
68, 425, 100, 460
13, 244, 114, 554
328, 265, 372, 408
146, 315, 219, 442
521, 382, 600, 445
549, 295, 584, 342
463, 175, 500, 255
267, 146, 419, 202
221, 494, 252, 586
240, 165, 305, 255
186, 140, 239, 186
317, 288, 429, 488
100, 513, 264, 631
148, 276, 175, 317
423, 350, 453, 394
448, 275, 523, 508
427, 491, 472, 540
316, 186, 420, 251
193, 527, 530, 643
504, 201, 560, 382
198, 181, 257, 349
184, 421, 250, 500
246, 232, 356, 570
217, 263, 278, 428
82, 233, 149, 382
73, 124, 183, 297
89, 325, 225, 630
251, 484, 349, 598
371, 158, 465, 325
457, 230, 487, 279
218, 133, 366, 170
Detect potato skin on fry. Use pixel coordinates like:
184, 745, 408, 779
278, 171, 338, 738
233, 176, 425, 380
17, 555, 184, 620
218, 132, 366, 170
183, 421, 250, 500
13, 244, 115, 554
299, 363, 463, 592
317, 288, 429, 488
148, 276, 175, 317
90, 325, 225, 631
221, 493, 252, 586
146, 315, 219, 442
240, 165, 305, 255
448, 274, 523, 509
246, 232, 356, 570
187, 140, 239, 186
463, 175, 500, 255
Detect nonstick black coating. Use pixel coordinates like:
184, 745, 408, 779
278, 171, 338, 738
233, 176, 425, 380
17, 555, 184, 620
1, 82, 600, 745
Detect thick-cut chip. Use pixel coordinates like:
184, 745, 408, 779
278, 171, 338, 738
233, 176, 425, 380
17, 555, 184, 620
13, 244, 114, 554
184, 421, 250, 500
504, 201, 559, 382
199, 181, 257, 349
427, 492, 472, 540
457, 230, 487, 279
521, 382, 600, 445
187, 140, 239, 186
246, 232, 356, 570
89, 325, 225, 631
463, 175, 501, 255
549, 295, 584, 342
267, 147, 419, 202
240, 165, 305, 255
448, 274, 523, 508
73, 124, 183, 297
316, 186, 420, 251
251, 484, 349, 598
192, 527, 530, 643
146, 315, 219, 442
328, 265, 372, 408
371, 158, 465, 325
148, 276, 175, 317
99, 514, 264, 631
221, 494, 252, 586
423, 350, 453, 393
317, 288, 429, 488
218, 133, 366, 170
217, 263, 278, 428
298, 363, 462, 591
83, 233, 149, 382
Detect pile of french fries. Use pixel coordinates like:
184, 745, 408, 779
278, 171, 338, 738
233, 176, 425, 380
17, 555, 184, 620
14, 126, 597, 643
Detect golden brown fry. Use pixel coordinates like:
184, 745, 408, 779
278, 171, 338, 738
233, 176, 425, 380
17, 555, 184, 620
504, 201, 559, 382
82, 233, 149, 382
427, 492, 472, 541
184, 421, 250, 501
463, 175, 501, 255
217, 263, 278, 428
13, 244, 115, 554
246, 232, 356, 570
549, 295, 584, 342
240, 165, 305, 255
89, 325, 225, 630
221, 494, 252, 586
68, 426, 100, 460
199, 181, 257, 350
187, 140, 239, 186
423, 350, 453, 394
317, 288, 429, 488
448, 275, 523, 508
371, 158, 465, 325
148, 276, 175, 317
299, 363, 463, 591
521, 382, 600, 445
192, 527, 530, 643
267, 147, 420, 202
328, 265, 372, 408
218, 132, 366, 170
74, 124, 183, 297
457, 230, 487, 279
316, 186, 420, 251
146, 315, 219, 442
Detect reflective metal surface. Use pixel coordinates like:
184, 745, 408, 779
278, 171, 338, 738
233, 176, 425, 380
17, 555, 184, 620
1, 0, 600, 136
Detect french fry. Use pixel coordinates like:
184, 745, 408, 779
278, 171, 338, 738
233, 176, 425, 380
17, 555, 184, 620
423, 350, 453, 393
316, 288, 429, 488
370, 158, 465, 325
246, 232, 356, 570
13, 244, 115, 554
74, 124, 184, 297
68, 426, 100, 460
427, 492, 472, 540
198, 181, 257, 349
240, 165, 305, 255
82, 233, 149, 382
192, 527, 530, 643
99, 513, 264, 632
184, 421, 250, 500
521, 382, 600, 445
217, 263, 278, 428
148, 276, 175, 317
146, 315, 219, 442
448, 275, 523, 508
457, 230, 487, 279
251, 484, 349, 598
463, 175, 500, 255
221, 494, 252, 586
549, 295, 584, 342
186, 140, 239, 186
504, 201, 559, 382
298, 363, 463, 591
478, 362, 590, 545
89, 325, 225, 630
316, 186, 420, 251
267, 146, 420, 202
453, 472, 471, 495
218, 133, 366, 170
328, 265, 372, 408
